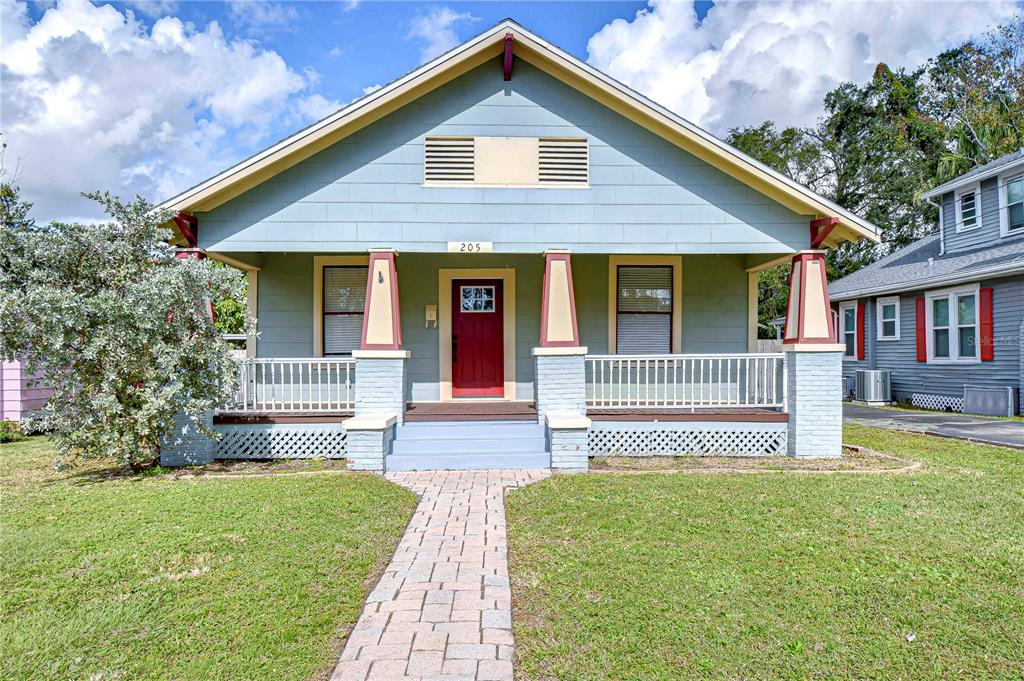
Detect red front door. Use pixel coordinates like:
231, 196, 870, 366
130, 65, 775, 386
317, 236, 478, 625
452, 279, 504, 397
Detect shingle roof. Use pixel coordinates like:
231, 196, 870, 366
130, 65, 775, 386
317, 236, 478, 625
829, 233, 1024, 300
922, 148, 1024, 199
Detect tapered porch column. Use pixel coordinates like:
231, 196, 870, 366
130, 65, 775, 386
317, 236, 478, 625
534, 250, 590, 471
782, 248, 844, 458
349, 249, 407, 469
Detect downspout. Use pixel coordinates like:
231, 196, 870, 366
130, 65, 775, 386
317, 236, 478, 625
925, 196, 944, 256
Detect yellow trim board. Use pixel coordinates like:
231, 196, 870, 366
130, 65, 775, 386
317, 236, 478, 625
155, 20, 878, 245
607, 256, 682, 354
438, 268, 516, 402
312, 255, 371, 357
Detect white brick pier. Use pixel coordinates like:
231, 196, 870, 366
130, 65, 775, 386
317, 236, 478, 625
331, 469, 549, 681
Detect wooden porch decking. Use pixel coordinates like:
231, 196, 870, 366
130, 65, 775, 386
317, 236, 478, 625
214, 404, 788, 424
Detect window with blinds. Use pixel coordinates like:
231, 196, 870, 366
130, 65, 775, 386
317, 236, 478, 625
616, 266, 673, 354
323, 266, 367, 356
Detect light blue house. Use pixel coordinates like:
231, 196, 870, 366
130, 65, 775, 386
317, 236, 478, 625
158, 20, 879, 471
830, 149, 1024, 415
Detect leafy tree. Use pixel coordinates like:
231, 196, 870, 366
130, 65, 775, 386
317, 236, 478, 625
211, 260, 248, 336
0, 186, 247, 470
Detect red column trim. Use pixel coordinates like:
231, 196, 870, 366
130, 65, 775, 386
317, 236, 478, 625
539, 252, 580, 347
915, 298, 927, 362
979, 287, 994, 361
856, 302, 866, 360
360, 250, 403, 350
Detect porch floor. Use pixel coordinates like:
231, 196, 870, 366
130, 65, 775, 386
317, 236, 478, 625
213, 410, 353, 424
404, 401, 538, 422
587, 407, 788, 422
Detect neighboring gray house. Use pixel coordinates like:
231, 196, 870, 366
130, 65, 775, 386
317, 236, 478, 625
830, 149, 1024, 414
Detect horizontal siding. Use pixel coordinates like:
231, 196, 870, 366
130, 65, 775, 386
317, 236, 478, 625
847, 275, 1023, 408
1, 360, 50, 421
201, 60, 810, 255
255, 253, 751, 400
943, 177, 1003, 253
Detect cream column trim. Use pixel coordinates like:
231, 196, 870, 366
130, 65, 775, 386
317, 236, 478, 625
747, 270, 758, 352
246, 270, 258, 358
438, 267, 516, 401
607, 255, 682, 354
313, 255, 371, 357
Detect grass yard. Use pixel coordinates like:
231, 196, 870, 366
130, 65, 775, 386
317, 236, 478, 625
506, 425, 1024, 680
0, 437, 416, 681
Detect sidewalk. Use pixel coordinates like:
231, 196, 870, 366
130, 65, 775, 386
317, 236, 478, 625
844, 403, 1024, 450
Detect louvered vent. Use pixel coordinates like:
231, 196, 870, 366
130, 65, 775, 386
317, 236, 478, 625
539, 137, 589, 186
424, 137, 475, 184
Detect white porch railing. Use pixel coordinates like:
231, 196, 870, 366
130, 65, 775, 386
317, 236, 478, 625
585, 353, 786, 409
229, 358, 356, 411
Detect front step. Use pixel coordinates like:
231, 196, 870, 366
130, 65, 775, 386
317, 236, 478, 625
388, 420, 550, 470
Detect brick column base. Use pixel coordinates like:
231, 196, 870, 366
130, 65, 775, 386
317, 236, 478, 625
344, 414, 397, 473
532, 347, 587, 423
160, 410, 215, 467
784, 345, 844, 458
546, 413, 590, 472
353, 350, 409, 426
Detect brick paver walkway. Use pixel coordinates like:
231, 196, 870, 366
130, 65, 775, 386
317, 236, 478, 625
331, 469, 550, 681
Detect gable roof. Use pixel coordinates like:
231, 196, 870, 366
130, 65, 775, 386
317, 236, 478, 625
921, 148, 1024, 200
157, 19, 880, 247
829, 232, 1024, 301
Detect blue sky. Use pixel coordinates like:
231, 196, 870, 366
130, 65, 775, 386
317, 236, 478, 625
1, 0, 1016, 221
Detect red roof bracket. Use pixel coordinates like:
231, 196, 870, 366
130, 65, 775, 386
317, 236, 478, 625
503, 33, 514, 81
810, 216, 839, 249
173, 212, 199, 247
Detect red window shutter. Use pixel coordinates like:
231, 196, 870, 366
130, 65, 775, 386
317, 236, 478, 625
856, 302, 866, 360
980, 287, 994, 361
915, 298, 926, 362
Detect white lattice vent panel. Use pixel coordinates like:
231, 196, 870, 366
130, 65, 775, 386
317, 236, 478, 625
590, 423, 787, 457
215, 424, 347, 459
911, 393, 963, 413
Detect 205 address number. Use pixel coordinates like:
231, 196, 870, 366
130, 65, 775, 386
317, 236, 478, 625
447, 241, 493, 253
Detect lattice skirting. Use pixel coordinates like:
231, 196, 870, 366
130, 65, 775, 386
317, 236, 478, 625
214, 423, 347, 459
589, 421, 788, 457
910, 393, 964, 413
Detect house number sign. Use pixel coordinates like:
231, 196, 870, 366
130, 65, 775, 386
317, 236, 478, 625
447, 241, 493, 253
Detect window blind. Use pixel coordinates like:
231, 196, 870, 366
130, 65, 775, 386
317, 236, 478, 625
616, 266, 672, 354
323, 266, 367, 356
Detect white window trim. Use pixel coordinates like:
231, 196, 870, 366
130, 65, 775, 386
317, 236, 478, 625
876, 296, 900, 341
838, 301, 858, 361
998, 169, 1024, 238
955, 182, 981, 232
924, 283, 980, 364
607, 256, 682, 354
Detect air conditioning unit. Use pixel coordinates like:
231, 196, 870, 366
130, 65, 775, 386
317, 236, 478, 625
963, 386, 1018, 417
855, 369, 891, 404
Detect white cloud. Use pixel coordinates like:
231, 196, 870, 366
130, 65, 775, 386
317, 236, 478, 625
342, 0, 360, 12
587, 0, 1018, 134
122, 1, 180, 19
361, 83, 382, 96
407, 7, 479, 62
0, 0, 328, 221
226, 0, 299, 34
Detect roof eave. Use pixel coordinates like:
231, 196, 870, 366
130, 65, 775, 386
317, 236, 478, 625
830, 261, 1024, 301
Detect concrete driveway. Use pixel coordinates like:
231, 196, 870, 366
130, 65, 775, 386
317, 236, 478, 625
844, 403, 1024, 450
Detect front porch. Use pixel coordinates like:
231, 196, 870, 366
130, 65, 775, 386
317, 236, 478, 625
161, 247, 843, 470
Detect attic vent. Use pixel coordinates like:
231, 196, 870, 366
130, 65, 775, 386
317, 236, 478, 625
539, 137, 589, 186
424, 137, 475, 184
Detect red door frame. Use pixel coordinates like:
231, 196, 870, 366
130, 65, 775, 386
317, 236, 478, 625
451, 279, 505, 398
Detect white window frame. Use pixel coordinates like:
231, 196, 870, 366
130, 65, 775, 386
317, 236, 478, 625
955, 182, 981, 232
925, 284, 980, 364
998, 169, 1024, 238
838, 301, 858, 361
876, 296, 900, 341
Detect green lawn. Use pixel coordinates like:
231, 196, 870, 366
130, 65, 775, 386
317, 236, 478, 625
1, 437, 417, 681
506, 425, 1024, 680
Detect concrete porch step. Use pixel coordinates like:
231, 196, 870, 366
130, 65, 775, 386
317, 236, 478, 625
386, 451, 551, 471
395, 420, 543, 440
